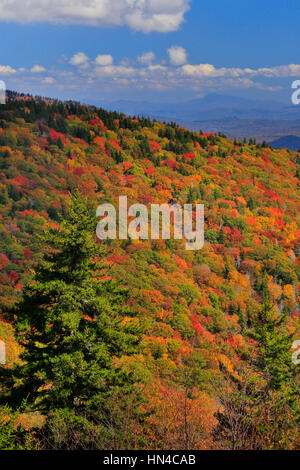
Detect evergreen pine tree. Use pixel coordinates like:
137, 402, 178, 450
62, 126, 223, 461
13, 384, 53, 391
0, 193, 140, 416
252, 277, 298, 402
214, 277, 299, 450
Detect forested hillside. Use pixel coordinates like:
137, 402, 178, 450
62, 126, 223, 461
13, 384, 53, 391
0, 96, 299, 450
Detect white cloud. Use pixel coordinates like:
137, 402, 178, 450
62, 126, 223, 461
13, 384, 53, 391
43, 77, 55, 84
181, 63, 300, 80
148, 65, 167, 72
88, 59, 300, 91
256, 64, 300, 78
138, 51, 156, 66
0, 0, 191, 32
219, 77, 282, 91
31, 65, 46, 73
4, 53, 300, 96
0, 65, 16, 74
168, 46, 187, 66
182, 64, 256, 78
95, 65, 135, 77
94, 54, 113, 66
126, 9, 187, 33
69, 52, 89, 66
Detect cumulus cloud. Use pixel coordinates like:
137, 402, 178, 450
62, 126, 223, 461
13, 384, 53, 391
0, 0, 191, 32
168, 46, 187, 66
181, 64, 256, 78
94, 54, 114, 66
138, 51, 156, 66
31, 65, 46, 73
256, 64, 300, 78
43, 77, 55, 84
95, 65, 135, 77
0, 65, 16, 74
4, 52, 300, 96
69, 52, 89, 66
181, 63, 300, 80
84, 59, 300, 91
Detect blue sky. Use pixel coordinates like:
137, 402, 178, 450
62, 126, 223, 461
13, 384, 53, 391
1, 0, 300, 104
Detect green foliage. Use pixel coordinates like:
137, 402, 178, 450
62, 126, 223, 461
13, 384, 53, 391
0, 405, 35, 450
0, 95, 299, 449
251, 297, 298, 399
1, 195, 141, 417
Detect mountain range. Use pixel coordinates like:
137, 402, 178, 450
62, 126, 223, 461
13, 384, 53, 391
90, 93, 300, 147
0, 93, 299, 449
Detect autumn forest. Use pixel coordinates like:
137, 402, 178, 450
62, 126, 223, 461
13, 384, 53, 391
0, 93, 299, 450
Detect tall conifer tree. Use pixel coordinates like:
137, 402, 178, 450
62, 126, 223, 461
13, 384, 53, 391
1, 193, 140, 415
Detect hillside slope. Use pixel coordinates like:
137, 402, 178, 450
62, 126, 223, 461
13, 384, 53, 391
0, 96, 299, 448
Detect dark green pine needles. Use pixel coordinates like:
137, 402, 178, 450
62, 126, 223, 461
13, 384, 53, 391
0, 193, 140, 414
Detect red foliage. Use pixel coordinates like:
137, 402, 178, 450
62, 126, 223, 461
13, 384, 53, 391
184, 152, 195, 161
49, 129, 66, 145
150, 140, 162, 152
167, 159, 179, 170
123, 161, 133, 172
8, 271, 18, 284
0, 253, 9, 269
23, 248, 31, 260
108, 139, 122, 151
89, 119, 107, 132
146, 167, 155, 176
190, 315, 204, 335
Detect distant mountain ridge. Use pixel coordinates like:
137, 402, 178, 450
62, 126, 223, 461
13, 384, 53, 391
269, 135, 300, 151
97, 93, 294, 121
90, 93, 300, 143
